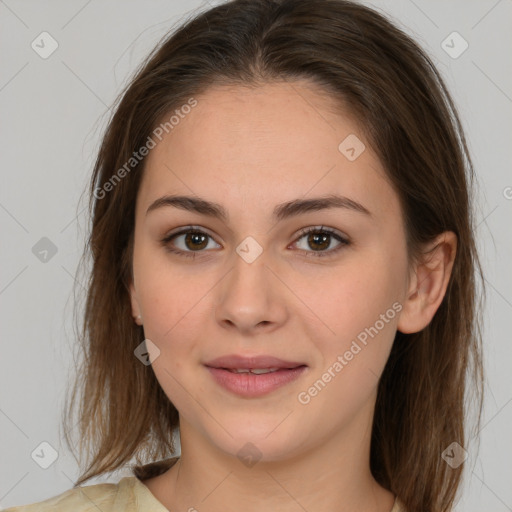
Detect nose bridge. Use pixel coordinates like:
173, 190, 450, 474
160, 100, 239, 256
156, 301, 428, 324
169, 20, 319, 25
215, 237, 286, 331
227, 237, 271, 308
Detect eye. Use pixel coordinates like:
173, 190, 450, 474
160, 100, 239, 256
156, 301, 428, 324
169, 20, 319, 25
291, 226, 349, 258
161, 225, 350, 259
161, 227, 221, 259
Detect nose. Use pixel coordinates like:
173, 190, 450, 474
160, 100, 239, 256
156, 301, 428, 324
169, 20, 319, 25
214, 248, 288, 336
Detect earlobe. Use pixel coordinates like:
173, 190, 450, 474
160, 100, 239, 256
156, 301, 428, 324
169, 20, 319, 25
129, 281, 143, 325
397, 231, 457, 334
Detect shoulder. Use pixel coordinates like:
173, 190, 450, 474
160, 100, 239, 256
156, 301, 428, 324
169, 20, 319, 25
2, 477, 139, 512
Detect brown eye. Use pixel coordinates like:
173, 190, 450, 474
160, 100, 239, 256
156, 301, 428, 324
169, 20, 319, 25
183, 232, 209, 250
161, 225, 349, 260
161, 228, 220, 258
293, 226, 349, 258
306, 232, 330, 251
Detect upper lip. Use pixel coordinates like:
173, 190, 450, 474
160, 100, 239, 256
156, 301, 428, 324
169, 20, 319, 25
204, 354, 306, 370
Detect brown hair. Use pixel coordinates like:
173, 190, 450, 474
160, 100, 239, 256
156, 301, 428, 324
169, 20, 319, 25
62, 1, 485, 510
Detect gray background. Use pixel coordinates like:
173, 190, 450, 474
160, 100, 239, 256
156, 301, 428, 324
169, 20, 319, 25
1, 0, 511, 509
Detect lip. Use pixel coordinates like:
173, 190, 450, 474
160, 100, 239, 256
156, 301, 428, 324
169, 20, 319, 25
204, 354, 306, 370
206, 366, 308, 397
204, 354, 308, 398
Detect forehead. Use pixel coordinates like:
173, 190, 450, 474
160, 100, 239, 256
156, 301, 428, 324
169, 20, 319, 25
162, 80, 359, 168
138, 81, 397, 221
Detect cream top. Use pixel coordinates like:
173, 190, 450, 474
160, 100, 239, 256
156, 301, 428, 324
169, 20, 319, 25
4, 475, 406, 511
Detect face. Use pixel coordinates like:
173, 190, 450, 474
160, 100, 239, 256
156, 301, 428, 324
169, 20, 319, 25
129, 80, 413, 462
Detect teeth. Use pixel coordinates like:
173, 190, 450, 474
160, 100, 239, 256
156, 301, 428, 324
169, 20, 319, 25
228, 368, 281, 374
250, 368, 280, 374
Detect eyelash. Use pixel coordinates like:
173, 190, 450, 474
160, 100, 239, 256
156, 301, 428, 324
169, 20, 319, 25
161, 225, 350, 260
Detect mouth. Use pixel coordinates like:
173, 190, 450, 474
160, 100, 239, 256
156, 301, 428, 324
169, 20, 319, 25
219, 367, 295, 374
204, 354, 307, 371
204, 354, 308, 397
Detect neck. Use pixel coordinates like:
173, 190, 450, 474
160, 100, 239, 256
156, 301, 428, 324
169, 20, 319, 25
142, 397, 395, 512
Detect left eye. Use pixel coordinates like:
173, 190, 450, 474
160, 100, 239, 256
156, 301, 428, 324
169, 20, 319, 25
161, 226, 349, 259
291, 226, 349, 258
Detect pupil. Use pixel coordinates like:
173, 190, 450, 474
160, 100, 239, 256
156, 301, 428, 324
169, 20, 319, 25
186, 232, 207, 250
309, 232, 329, 251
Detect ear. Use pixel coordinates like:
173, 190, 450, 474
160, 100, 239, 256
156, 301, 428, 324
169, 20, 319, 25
397, 231, 457, 334
129, 280, 143, 326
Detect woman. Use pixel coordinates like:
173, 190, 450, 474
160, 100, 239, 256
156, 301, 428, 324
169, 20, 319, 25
6, 0, 484, 511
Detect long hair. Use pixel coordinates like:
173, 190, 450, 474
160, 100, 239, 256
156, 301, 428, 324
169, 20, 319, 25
62, 1, 485, 510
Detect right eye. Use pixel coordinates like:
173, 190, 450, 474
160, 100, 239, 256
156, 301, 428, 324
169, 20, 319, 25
161, 227, 221, 259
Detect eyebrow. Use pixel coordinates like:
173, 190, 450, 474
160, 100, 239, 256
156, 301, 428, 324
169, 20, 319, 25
146, 194, 371, 221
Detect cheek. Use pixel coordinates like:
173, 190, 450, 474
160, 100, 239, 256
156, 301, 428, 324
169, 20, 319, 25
306, 249, 406, 375
135, 265, 207, 406
296, 266, 401, 418
320, 261, 402, 333
134, 243, 210, 336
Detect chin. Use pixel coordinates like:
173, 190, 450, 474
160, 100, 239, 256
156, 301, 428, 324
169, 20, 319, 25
206, 423, 306, 465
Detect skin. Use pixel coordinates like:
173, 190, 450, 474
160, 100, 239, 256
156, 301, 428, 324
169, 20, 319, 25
129, 80, 457, 512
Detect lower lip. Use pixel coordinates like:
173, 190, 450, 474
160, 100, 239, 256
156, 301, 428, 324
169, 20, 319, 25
205, 366, 308, 397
